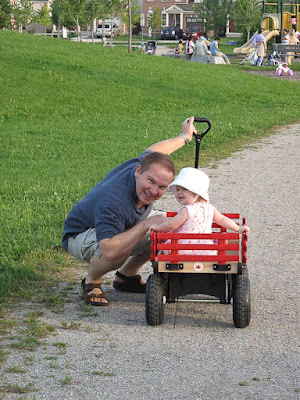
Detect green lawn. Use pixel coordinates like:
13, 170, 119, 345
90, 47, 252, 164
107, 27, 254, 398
0, 30, 299, 301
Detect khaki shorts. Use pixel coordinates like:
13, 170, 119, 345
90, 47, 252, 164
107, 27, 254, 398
66, 210, 165, 263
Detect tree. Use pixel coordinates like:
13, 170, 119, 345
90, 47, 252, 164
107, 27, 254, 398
149, 7, 161, 38
0, 0, 11, 28
37, 3, 51, 34
85, 0, 108, 44
13, 0, 34, 32
51, 0, 73, 38
231, 0, 261, 42
65, 0, 87, 40
195, 0, 234, 37
121, 0, 139, 32
104, 0, 126, 45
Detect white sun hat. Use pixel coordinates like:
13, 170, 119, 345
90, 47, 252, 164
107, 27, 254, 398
168, 167, 210, 201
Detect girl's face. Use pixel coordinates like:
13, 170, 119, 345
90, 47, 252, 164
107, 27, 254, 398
175, 185, 197, 205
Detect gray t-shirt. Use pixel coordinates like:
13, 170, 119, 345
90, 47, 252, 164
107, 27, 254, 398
62, 151, 152, 250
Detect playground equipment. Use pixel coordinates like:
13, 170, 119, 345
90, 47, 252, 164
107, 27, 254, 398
234, 1, 300, 54
234, 29, 279, 54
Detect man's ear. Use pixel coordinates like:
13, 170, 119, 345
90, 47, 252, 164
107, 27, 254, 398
134, 164, 141, 178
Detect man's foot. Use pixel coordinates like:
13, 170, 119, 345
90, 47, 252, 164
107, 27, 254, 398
113, 271, 146, 293
81, 279, 109, 306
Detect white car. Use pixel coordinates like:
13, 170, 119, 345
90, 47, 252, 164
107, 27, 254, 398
96, 23, 120, 37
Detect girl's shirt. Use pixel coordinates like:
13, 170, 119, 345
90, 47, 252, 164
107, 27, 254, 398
165, 202, 217, 255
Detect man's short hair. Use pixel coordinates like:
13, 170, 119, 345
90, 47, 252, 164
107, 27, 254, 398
215, 37, 220, 41
139, 152, 175, 177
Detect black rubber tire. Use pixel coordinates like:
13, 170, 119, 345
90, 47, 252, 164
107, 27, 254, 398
145, 274, 165, 326
232, 267, 251, 328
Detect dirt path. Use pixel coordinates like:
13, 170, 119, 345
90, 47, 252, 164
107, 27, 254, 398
1, 124, 300, 400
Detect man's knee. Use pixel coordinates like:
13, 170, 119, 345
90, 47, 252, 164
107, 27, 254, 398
67, 228, 101, 263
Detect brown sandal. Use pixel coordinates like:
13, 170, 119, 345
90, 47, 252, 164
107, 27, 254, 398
81, 278, 109, 307
113, 271, 146, 293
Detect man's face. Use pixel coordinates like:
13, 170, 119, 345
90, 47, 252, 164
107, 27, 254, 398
134, 163, 174, 207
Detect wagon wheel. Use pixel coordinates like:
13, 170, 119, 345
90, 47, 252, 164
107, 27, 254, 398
145, 273, 165, 326
232, 266, 251, 328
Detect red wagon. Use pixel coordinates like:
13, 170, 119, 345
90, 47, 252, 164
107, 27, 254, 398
145, 118, 250, 328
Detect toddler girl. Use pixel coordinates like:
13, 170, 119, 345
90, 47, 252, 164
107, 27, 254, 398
150, 168, 250, 255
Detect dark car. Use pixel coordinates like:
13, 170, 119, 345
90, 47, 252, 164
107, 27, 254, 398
182, 27, 202, 40
161, 26, 183, 40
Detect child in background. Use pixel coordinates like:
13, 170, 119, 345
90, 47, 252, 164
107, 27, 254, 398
175, 39, 183, 54
150, 168, 250, 255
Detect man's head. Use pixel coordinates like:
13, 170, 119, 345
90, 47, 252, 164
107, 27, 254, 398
215, 37, 220, 42
134, 152, 175, 207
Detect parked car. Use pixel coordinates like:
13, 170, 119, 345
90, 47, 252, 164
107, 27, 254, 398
182, 27, 202, 40
96, 23, 120, 37
161, 26, 183, 40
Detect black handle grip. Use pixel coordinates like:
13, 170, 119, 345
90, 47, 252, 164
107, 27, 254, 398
193, 117, 211, 139
194, 117, 211, 124
192, 117, 212, 169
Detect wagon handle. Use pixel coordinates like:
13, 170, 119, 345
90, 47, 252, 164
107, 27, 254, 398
193, 117, 212, 169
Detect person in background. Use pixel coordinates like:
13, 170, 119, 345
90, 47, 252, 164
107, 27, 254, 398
175, 39, 183, 54
252, 29, 266, 66
290, 15, 297, 31
202, 32, 211, 49
210, 37, 230, 64
282, 28, 289, 44
287, 29, 297, 64
185, 36, 195, 56
191, 36, 210, 63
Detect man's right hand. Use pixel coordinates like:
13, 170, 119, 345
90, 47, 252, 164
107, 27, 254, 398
182, 116, 197, 142
146, 214, 168, 231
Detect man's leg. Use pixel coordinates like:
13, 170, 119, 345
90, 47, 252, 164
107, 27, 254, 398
87, 250, 150, 302
115, 250, 151, 284
220, 52, 230, 65
67, 228, 151, 304
86, 254, 129, 304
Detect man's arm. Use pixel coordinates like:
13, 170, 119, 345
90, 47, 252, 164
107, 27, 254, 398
99, 214, 167, 261
149, 207, 187, 232
146, 116, 197, 155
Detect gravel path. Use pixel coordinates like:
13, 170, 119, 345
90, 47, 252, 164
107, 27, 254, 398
2, 124, 300, 400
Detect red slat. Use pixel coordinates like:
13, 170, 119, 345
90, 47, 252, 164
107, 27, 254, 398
157, 254, 239, 262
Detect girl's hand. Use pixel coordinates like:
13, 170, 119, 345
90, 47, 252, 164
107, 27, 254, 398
239, 225, 250, 235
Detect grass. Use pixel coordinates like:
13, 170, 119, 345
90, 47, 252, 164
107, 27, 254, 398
0, 30, 299, 303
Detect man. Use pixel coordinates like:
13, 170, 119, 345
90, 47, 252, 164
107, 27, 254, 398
210, 37, 230, 65
62, 117, 197, 306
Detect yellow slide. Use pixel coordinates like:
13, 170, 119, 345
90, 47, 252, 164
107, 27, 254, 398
233, 30, 279, 54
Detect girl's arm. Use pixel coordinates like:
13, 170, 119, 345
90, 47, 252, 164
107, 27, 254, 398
213, 207, 250, 235
149, 207, 188, 232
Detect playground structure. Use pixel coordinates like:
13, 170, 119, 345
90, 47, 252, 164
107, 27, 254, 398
234, 1, 300, 54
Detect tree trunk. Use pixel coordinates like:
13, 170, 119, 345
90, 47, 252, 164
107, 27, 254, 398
128, 0, 132, 53
247, 28, 250, 42
77, 16, 80, 41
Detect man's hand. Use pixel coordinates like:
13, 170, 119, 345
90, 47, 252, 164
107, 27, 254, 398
147, 214, 168, 231
146, 116, 197, 154
182, 116, 197, 142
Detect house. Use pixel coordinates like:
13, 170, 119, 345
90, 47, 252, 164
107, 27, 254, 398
142, 0, 240, 37
143, 0, 203, 34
